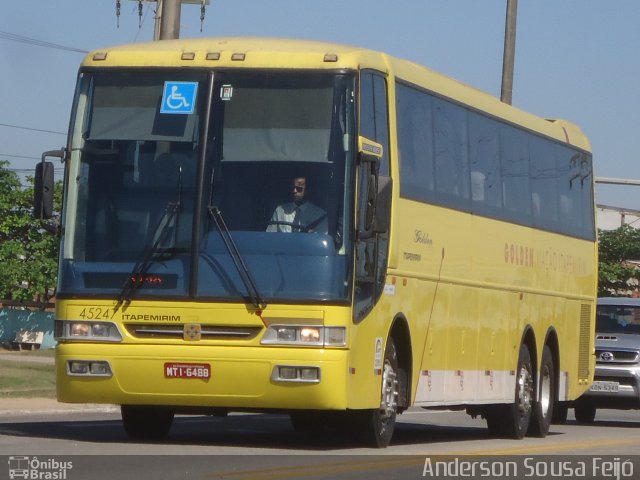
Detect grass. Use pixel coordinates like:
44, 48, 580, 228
0, 350, 56, 398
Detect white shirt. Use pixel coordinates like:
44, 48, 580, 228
266, 201, 328, 234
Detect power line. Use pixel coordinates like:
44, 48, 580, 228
0, 153, 40, 160
0, 30, 88, 54
0, 122, 66, 136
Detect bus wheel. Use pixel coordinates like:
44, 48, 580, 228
528, 345, 554, 437
350, 337, 399, 448
121, 405, 174, 440
488, 344, 533, 439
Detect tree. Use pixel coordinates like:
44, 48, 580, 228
0, 160, 62, 305
597, 224, 640, 297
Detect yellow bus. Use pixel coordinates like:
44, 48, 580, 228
36, 37, 596, 447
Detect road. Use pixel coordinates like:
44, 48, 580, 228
1, 405, 639, 479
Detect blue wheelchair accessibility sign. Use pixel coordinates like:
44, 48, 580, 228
161, 81, 198, 114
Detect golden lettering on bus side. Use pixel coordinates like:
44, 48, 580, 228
414, 230, 434, 246
504, 243, 534, 268
503, 242, 587, 275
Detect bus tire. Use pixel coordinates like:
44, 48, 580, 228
489, 344, 533, 439
350, 337, 399, 448
121, 405, 174, 440
528, 345, 554, 437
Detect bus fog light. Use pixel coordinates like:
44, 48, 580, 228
272, 365, 320, 383
68, 360, 112, 377
69, 361, 89, 374
300, 367, 319, 381
279, 366, 298, 379
90, 362, 111, 375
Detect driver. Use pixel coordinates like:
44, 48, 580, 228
266, 176, 328, 234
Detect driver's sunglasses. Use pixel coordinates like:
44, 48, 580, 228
293, 185, 305, 193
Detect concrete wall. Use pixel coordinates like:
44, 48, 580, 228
0, 308, 55, 349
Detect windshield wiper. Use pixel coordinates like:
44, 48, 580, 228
207, 206, 267, 310
116, 167, 183, 308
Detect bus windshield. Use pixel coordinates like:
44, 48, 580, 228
58, 69, 355, 304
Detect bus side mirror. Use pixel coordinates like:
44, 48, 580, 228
34, 162, 54, 220
373, 175, 392, 234
357, 137, 391, 237
34, 149, 64, 220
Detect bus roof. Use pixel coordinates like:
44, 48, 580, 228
83, 36, 591, 151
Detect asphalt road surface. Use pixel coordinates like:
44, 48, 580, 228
1, 404, 639, 480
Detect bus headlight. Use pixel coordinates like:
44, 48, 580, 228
56, 320, 122, 342
261, 325, 346, 347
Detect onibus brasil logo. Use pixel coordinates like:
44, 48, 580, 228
8, 456, 73, 480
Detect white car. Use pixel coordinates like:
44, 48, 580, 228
574, 297, 640, 423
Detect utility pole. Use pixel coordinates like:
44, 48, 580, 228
156, 0, 182, 40
116, 1, 208, 41
501, 0, 518, 105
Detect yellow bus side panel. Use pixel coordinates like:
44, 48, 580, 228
383, 198, 596, 406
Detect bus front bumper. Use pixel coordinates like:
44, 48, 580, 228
56, 343, 349, 411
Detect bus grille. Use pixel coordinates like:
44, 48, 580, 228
124, 324, 262, 340
578, 304, 592, 381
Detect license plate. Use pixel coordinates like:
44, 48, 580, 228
164, 363, 211, 379
589, 381, 619, 393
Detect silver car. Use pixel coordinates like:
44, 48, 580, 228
574, 297, 640, 423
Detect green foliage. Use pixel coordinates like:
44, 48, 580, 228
0, 160, 61, 305
598, 224, 640, 296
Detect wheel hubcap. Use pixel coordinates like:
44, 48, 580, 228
380, 360, 398, 419
517, 363, 534, 417
539, 365, 551, 415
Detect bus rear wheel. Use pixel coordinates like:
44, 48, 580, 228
528, 345, 555, 437
350, 337, 399, 448
121, 405, 174, 440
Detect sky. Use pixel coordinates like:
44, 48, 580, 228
2, 0, 640, 216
